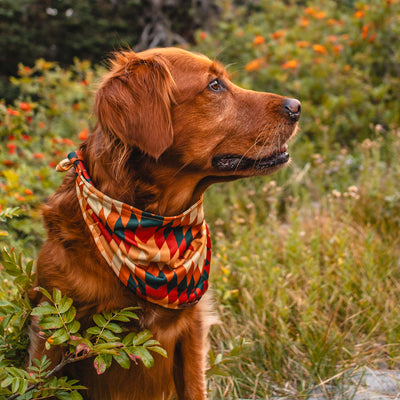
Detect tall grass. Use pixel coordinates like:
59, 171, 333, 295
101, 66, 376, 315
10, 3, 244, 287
205, 129, 400, 398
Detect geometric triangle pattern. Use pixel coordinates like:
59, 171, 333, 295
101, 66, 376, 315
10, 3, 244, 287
58, 151, 211, 309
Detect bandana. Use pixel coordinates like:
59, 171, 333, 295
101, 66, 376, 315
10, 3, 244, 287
57, 151, 211, 309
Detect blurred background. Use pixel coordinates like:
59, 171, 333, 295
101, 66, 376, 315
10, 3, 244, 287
1, 0, 400, 398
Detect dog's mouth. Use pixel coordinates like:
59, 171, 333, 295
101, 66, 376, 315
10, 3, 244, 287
212, 145, 290, 172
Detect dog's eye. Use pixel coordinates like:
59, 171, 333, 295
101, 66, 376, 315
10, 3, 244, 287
208, 79, 224, 92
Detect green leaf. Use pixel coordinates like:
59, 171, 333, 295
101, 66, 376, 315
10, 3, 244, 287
131, 330, 153, 346
93, 355, 107, 375
111, 315, 131, 322
119, 310, 139, 320
58, 297, 73, 313
38, 315, 64, 330
67, 320, 81, 334
93, 314, 107, 327
70, 391, 83, 400
105, 322, 122, 333
31, 302, 58, 316
86, 326, 101, 336
1, 376, 13, 388
25, 260, 34, 277
94, 342, 122, 351
206, 366, 229, 378
147, 345, 167, 358
130, 347, 154, 368
53, 288, 62, 304
39, 287, 53, 301
63, 306, 77, 323
113, 351, 131, 369
99, 329, 120, 341
122, 332, 136, 346
11, 377, 20, 394
51, 328, 70, 345
19, 378, 28, 394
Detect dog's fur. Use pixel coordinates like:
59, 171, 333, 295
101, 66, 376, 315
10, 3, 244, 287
29, 47, 300, 399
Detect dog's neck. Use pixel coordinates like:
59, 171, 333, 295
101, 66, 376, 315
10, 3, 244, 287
83, 141, 204, 217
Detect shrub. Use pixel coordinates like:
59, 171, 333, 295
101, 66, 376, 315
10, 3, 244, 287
0, 59, 98, 254
194, 0, 400, 149
0, 0, 219, 100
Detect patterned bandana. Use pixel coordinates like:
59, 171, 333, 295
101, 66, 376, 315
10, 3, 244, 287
57, 151, 211, 309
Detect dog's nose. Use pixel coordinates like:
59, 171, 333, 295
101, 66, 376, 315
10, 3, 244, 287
284, 98, 301, 121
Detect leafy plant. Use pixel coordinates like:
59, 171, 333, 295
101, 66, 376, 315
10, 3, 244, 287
0, 248, 166, 400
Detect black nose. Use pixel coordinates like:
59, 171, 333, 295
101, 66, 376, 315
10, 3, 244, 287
284, 98, 301, 121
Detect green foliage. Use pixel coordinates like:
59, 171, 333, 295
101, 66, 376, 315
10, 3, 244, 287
0, 59, 100, 254
0, 248, 166, 399
0, 0, 219, 101
195, 0, 400, 150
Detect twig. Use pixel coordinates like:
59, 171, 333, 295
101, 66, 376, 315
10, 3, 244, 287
5, 354, 91, 400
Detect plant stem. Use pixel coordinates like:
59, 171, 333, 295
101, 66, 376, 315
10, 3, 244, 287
5, 354, 90, 400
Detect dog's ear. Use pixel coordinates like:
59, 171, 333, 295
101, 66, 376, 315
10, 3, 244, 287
94, 51, 175, 160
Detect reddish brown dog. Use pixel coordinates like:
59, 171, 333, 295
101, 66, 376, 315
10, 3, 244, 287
29, 48, 300, 399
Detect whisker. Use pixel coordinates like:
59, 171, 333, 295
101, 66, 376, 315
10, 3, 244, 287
233, 127, 269, 173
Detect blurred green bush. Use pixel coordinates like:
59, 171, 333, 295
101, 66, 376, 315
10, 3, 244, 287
0, 0, 219, 100
194, 0, 400, 148
0, 59, 101, 253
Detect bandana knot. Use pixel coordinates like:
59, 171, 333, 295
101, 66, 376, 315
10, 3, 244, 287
58, 151, 211, 309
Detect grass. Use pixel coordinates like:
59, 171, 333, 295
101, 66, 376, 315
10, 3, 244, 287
204, 128, 400, 398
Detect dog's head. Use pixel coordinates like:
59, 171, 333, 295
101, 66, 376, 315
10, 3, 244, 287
92, 48, 300, 212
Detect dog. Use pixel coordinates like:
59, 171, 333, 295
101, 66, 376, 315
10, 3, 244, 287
28, 47, 301, 399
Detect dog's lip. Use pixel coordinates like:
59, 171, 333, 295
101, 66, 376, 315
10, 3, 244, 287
212, 145, 290, 171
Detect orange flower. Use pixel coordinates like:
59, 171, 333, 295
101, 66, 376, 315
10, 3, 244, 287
296, 40, 310, 48
354, 10, 365, 18
78, 128, 88, 141
253, 35, 265, 45
38, 122, 46, 129
282, 60, 299, 69
315, 11, 326, 19
49, 161, 57, 168
305, 7, 316, 16
333, 44, 344, 54
33, 153, 45, 159
7, 108, 19, 116
199, 31, 207, 40
271, 30, 285, 40
362, 25, 369, 39
61, 138, 75, 146
245, 58, 263, 72
312, 44, 327, 55
19, 102, 31, 112
3, 160, 15, 167
327, 18, 341, 26
24, 189, 33, 195
300, 17, 310, 27
6, 143, 16, 155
